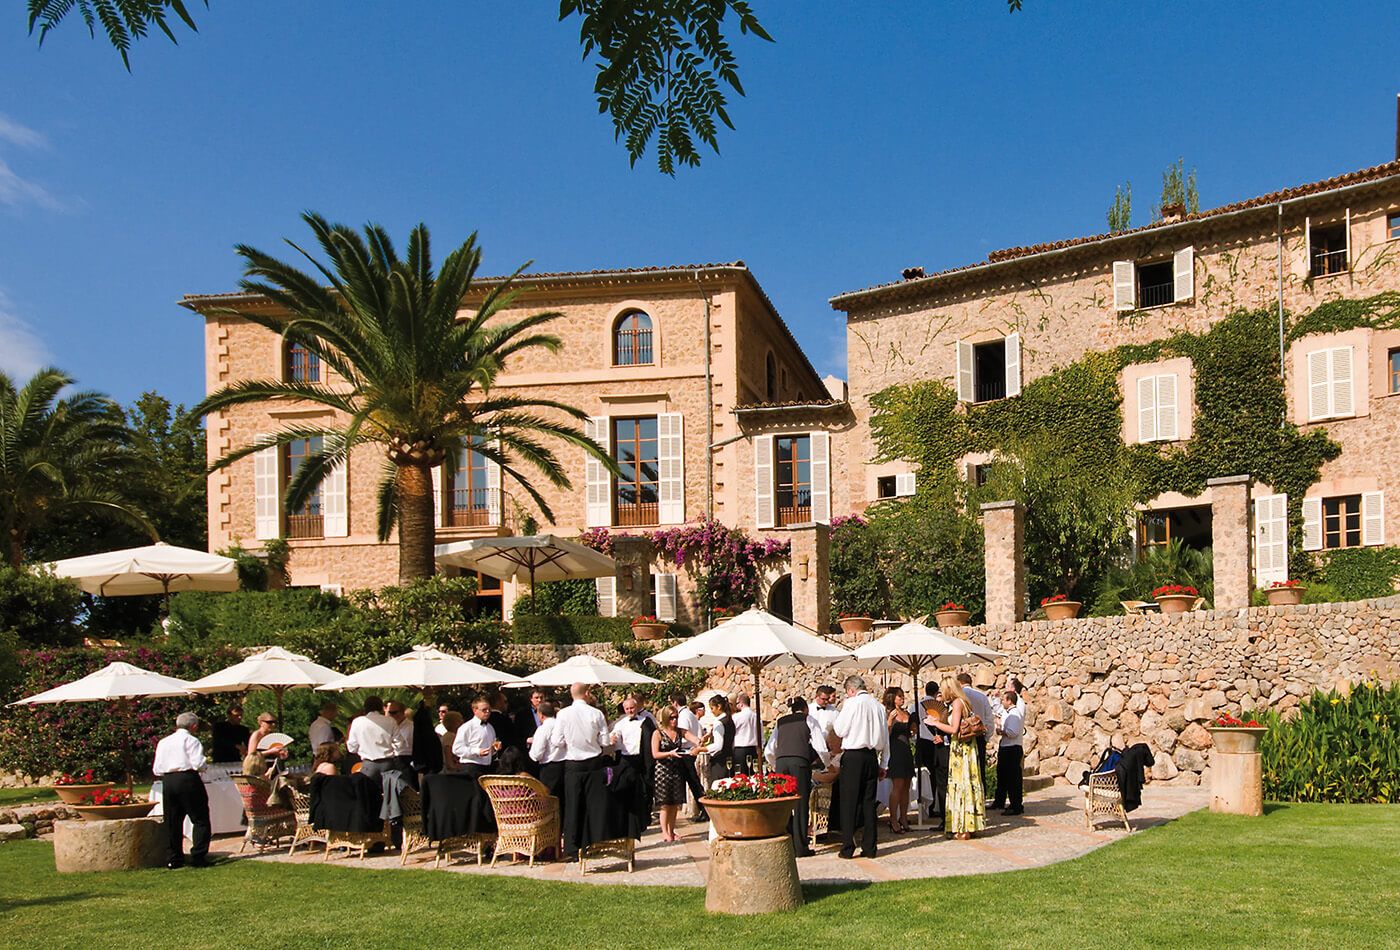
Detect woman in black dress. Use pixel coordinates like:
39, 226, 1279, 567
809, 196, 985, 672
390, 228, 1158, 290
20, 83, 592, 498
883, 686, 915, 833
651, 707, 688, 841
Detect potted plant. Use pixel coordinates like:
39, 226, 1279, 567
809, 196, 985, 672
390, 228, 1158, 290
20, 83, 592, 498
700, 772, 801, 839
1208, 712, 1267, 754
1263, 578, 1307, 606
1153, 583, 1199, 615
1040, 593, 1081, 621
71, 786, 155, 821
836, 612, 874, 635
630, 614, 668, 640
933, 600, 971, 628
49, 769, 114, 805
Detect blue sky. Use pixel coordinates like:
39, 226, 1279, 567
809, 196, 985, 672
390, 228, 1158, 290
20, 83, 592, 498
2, 1, 1399, 407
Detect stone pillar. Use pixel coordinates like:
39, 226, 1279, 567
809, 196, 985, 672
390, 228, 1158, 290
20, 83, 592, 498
787, 524, 830, 635
981, 500, 1025, 626
1207, 475, 1252, 611
706, 836, 803, 914
611, 536, 654, 620
53, 818, 166, 872
1208, 729, 1265, 816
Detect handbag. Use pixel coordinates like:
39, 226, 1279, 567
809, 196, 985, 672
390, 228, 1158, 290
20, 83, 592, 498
957, 712, 986, 740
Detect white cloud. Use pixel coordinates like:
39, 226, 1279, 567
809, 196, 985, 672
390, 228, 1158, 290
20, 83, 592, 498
0, 115, 46, 149
0, 113, 62, 212
0, 291, 51, 380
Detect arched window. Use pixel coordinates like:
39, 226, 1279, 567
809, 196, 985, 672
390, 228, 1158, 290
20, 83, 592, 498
765, 351, 778, 401
613, 311, 654, 366
286, 340, 319, 383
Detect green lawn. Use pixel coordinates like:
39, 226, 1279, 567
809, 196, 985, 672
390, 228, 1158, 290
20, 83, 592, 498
1, 804, 1396, 949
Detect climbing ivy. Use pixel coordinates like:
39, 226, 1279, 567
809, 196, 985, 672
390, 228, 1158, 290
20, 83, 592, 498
1315, 547, 1400, 601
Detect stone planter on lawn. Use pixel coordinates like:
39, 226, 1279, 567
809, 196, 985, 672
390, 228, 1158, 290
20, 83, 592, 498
699, 795, 799, 840
934, 609, 971, 629
1208, 726, 1266, 816
1264, 586, 1306, 606
1042, 601, 1081, 621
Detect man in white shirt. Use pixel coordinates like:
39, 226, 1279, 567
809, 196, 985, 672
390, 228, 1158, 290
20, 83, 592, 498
670, 692, 707, 816
345, 696, 396, 778
308, 701, 337, 755
732, 693, 761, 775
556, 682, 613, 860
152, 712, 210, 869
958, 673, 997, 799
527, 700, 567, 796
992, 689, 1026, 815
832, 675, 889, 860
385, 700, 418, 787
452, 699, 497, 778
810, 685, 840, 737
434, 703, 451, 737
610, 696, 649, 760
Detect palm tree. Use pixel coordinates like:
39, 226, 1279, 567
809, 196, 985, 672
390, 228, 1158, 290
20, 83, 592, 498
0, 368, 153, 567
190, 213, 610, 584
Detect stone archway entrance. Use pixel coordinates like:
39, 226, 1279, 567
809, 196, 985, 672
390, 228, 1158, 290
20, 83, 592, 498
767, 573, 793, 623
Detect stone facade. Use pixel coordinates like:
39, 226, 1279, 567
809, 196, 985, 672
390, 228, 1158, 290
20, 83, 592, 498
701, 597, 1399, 787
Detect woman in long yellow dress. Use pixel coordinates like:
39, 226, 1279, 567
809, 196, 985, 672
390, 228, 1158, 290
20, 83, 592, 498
925, 677, 986, 839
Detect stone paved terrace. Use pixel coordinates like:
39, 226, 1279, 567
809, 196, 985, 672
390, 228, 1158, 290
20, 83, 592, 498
208, 785, 1207, 886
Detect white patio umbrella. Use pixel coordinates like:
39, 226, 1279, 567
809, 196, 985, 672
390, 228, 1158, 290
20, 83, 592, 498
650, 608, 852, 773
434, 534, 615, 593
316, 645, 514, 693
189, 647, 343, 721
48, 541, 239, 614
850, 622, 1004, 827
527, 653, 661, 687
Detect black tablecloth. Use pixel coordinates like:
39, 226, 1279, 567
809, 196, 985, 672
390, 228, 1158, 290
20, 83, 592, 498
421, 772, 496, 840
309, 773, 382, 832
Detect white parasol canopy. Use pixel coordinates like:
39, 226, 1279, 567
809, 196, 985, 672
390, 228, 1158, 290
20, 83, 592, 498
527, 654, 660, 687
650, 609, 851, 772
48, 542, 239, 599
850, 622, 1004, 672
317, 645, 514, 692
189, 646, 343, 720
434, 534, 615, 591
7, 661, 195, 706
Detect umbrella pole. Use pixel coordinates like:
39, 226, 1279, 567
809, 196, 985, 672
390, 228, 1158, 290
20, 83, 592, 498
750, 661, 764, 778
274, 685, 286, 724
908, 659, 933, 831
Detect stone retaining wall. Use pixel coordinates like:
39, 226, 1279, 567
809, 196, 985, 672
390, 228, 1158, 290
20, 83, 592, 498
703, 597, 1399, 787
0, 802, 82, 839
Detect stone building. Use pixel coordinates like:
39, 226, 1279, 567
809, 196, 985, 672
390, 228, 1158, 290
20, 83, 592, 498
185, 262, 839, 625
831, 156, 1400, 588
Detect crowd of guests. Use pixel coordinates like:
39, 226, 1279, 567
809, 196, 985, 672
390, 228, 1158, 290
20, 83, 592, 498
154, 672, 1029, 869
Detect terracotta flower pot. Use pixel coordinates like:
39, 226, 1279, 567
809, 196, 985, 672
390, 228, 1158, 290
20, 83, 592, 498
1155, 594, 1197, 615
71, 801, 155, 821
934, 609, 971, 629
1264, 586, 1305, 607
837, 616, 874, 635
699, 795, 799, 839
1208, 726, 1267, 754
1042, 600, 1081, 621
631, 622, 668, 641
51, 782, 114, 805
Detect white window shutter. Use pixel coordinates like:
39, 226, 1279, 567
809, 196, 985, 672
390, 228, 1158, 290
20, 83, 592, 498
657, 412, 685, 525
1136, 375, 1158, 443
754, 435, 775, 529
1362, 491, 1385, 546
1304, 216, 1312, 277
1302, 497, 1323, 551
1330, 346, 1354, 418
956, 340, 974, 403
654, 573, 677, 622
895, 472, 916, 497
1253, 494, 1288, 586
322, 456, 348, 537
1004, 333, 1022, 398
1156, 374, 1179, 442
1174, 246, 1194, 302
485, 442, 502, 527
1113, 260, 1136, 311
1344, 207, 1351, 270
809, 431, 831, 524
253, 434, 280, 541
1307, 349, 1331, 421
430, 465, 442, 527
585, 416, 612, 527
596, 576, 617, 618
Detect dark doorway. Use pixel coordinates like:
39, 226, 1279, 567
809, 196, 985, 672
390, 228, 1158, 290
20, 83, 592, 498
1138, 505, 1213, 554
768, 574, 793, 623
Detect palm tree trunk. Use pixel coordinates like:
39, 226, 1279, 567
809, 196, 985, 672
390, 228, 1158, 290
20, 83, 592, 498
396, 461, 437, 584
7, 527, 22, 569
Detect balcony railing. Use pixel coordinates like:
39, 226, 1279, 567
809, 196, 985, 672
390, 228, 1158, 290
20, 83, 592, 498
1311, 248, 1348, 276
615, 328, 654, 366
615, 501, 659, 527
447, 487, 501, 527
777, 504, 813, 527
1138, 280, 1175, 308
286, 513, 324, 539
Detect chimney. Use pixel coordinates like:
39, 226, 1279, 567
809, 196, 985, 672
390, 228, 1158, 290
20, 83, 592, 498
901, 266, 925, 280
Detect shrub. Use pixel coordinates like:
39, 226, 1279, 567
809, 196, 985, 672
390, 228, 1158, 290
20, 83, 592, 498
830, 515, 891, 619
0, 565, 84, 647
509, 615, 634, 645
1090, 541, 1214, 615
1314, 547, 1400, 601
1259, 681, 1400, 803
166, 588, 347, 648
512, 578, 598, 616
866, 491, 985, 623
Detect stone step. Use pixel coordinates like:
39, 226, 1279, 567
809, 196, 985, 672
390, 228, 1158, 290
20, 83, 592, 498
1022, 774, 1055, 793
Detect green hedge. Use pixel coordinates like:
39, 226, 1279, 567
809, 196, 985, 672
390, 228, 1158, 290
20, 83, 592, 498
0, 566, 84, 647
1259, 681, 1400, 803
509, 615, 635, 644
1314, 547, 1400, 601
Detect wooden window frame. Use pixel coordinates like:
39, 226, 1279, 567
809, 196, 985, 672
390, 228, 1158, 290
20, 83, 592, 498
284, 436, 324, 539
775, 434, 812, 526
285, 341, 320, 384
1389, 348, 1400, 395
1388, 211, 1400, 241
1322, 494, 1362, 550
612, 416, 660, 527
613, 312, 655, 367
448, 440, 493, 527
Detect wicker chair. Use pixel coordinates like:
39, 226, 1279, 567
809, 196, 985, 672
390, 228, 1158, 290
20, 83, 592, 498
324, 819, 393, 861
809, 782, 832, 846
580, 837, 635, 874
479, 775, 560, 867
233, 775, 296, 853
398, 786, 432, 866
1083, 770, 1133, 832
434, 833, 494, 868
287, 787, 326, 855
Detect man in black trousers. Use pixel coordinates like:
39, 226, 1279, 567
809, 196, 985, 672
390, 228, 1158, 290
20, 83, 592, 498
831, 675, 888, 860
152, 712, 212, 869
992, 688, 1026, 815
